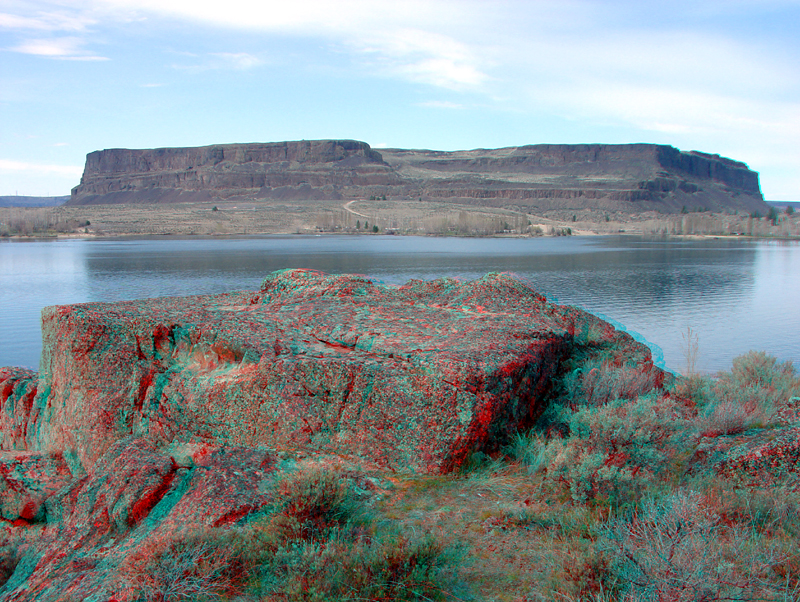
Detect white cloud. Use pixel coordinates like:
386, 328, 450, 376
0, 10, 93, 32
10, 36, 109, 60
91, 0, 490, 89
2, 4, 107, 60
0, 160, 83, 176
92, 0, 464, 34
350, 28, 489, 90
417, 100, 465, 110
172, 51, 264, 72
210, 52, 263, 70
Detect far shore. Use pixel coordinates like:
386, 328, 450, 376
1, 199, 798, 240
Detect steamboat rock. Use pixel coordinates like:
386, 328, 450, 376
68, 140, 767, 214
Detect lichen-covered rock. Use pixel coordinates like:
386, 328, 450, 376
0, 368, 38, 451
0, 271, 668, 599
693, 426, 800, 489
0, 451, 72, 523
0, 437, 278, 601
5, 270, 660, 474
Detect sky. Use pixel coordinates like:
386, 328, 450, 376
1, 0, 798, 200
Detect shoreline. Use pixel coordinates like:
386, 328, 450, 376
2, 200, 799, 240
3, 229, 799, 242
4, 232, 800, 242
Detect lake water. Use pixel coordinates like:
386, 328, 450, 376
1, 235, 798, 375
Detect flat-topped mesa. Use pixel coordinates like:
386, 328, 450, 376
380, 143, 764, 212
70, 140, 398, 204
1, 270, 662, 474
68, 140, 767, 214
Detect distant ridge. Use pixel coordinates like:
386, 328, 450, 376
767, 200, 800, 209
68, 140, 768, 214
0, 195, 69, 207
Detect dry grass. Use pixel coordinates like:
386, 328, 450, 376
681, 326, 699, 377
6, 201, 797, 239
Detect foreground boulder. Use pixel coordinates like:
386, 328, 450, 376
2, 270, 658, 474
0, 271, 668, 600
1, 438, 279, 601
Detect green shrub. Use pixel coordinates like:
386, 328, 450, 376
723, 351, 798, 394
673, 373, 714, 407
559, 359, 662, 409
698, 352, 800, 436
263, 468, 364, 543
239, 468, 452, 600
519, 391, 687, 507
248, 529, 447, 601
601, 489, 800, 601
508, 431, 553, 475
564, 397, 680, 505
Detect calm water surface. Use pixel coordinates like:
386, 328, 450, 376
1, 235, 798, 374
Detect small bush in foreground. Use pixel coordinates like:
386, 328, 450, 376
247, 529, 446, 601
601, 489, 800, 602
117, 531, 239, 601
263, 467, 366, 543
241, 469, 451, 600
698, 351, 799, 437
117, 468, 454, 601
516, 392, 687, 508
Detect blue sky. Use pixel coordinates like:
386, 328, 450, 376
1, 0, 798, 200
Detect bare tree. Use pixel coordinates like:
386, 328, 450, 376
681, 326, 699, 377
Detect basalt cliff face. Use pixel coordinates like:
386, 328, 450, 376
68, 140, 767, 214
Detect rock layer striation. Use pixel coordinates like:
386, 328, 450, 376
69, 140, 766, 214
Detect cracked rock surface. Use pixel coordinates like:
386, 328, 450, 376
3, 269, 654, 474
0, 270, 665, 600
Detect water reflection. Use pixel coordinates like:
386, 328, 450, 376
0, 239, 90, 369
1, 235, 797, 374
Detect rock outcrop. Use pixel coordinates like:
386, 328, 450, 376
0, 438, 281, 600
0, 270, 680, 602
68, 140, 767, 214
0, 271, 679, 599
0, 271, 667, 599
3, 270, 661, 475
